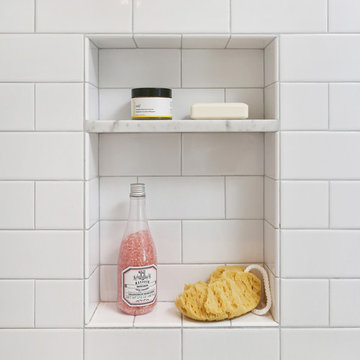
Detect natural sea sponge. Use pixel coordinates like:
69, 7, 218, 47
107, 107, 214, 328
175, 266, 261, 321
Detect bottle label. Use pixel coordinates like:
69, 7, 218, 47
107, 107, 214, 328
122, 265, 157, 307
132, 97, 172, 118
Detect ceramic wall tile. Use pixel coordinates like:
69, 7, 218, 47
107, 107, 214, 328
0, 133, 83, 180
183, 329, 279, 360
182, 50, 263, 88
329, 83, 360, 130
281, 279, 329, 326
231, 0, 327, 33
330, 182, 360, 228
329, 0, 360, 32
225, 177, 264, 219
99, 49, 181, 88
330, 280, 360, 326
0, 0, 34, 32
182, 220, 263, 263
85, 329, 181, 360
0, 280, 34, 328
281, 230, 360, 277
281, 35, 360, 81
282, 329, 360, 360
0, 231, 83, 278
0, 35, 83, 82
36, 0, 131, 33
281, 181, 329, 228
138, 177, 225, 220
35, 280, 83, 328
35, 84, 83, 131
134, 0, 229, 33
36, 182, 84, 230
99, 134, 181, 176
0, 182, 34, 229
182, 133, 264, 176
281, 132, 360, 179
280, 83, 329, 130
0, 84, 34, 130
0, 330, 83, 360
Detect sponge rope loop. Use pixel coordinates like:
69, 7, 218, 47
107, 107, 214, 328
244, 264, 272, 316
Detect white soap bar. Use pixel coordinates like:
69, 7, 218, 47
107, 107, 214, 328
190, 102, 249, 120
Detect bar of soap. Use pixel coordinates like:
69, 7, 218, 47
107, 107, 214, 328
190, 102, 248, 120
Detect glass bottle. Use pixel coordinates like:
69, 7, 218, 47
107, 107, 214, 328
117, 183, 157, 315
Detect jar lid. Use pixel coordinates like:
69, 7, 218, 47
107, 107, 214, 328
132, 88, 172, 98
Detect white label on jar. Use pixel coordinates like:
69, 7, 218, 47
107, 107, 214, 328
122, 265, 157, 307
132, 97, 172, 118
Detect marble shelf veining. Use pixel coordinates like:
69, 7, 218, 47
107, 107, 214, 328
85, 119, 279, 133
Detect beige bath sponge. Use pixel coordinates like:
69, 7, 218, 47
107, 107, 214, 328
175, 266, 261, 321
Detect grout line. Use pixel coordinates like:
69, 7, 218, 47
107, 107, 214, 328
327, 0, 330, 33
328, 279, 331, 326
0, 81, 84, 84
180, 47, 183, 87
180, 220, 183, 264
228, 0, 232, 33
224, 35, 232, 49
328, 181, 331, 229
264, 80, 278, 89
99, 174, 265, 179
33, 83, 36, 130
33, 0, 36, 33
82, 34, 87, 339
181, 326, 184, 360
33, 280, 36, 328
98, 262, 262, 267
98, 218, 265, 222
33, 182, 36, 229
180, 133, 183, 175
131, 0, 134, 34
278, 34, 282, 329
280, 80, 360, 84
87, 301, 100, 325
5, 31, 360, 35
97, 46, 100, 120
97, 86, 266, 90
224, 176, 227, 219
328, 83, 330, 129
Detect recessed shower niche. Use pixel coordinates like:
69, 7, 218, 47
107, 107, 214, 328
83, 34, 280, 328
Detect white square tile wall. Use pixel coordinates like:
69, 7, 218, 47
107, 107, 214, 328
2, 1, 360, 359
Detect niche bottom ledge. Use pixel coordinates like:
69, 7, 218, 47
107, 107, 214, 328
85, 119, 279, 133
86, 302, 278, 329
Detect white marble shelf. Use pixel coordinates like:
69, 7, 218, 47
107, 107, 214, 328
85, 119, 279, 133
86, 302, 278, 329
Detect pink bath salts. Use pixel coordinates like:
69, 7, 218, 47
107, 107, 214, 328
117, 230, 157, 315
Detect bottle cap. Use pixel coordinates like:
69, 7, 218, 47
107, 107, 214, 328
130, 183, 145, 197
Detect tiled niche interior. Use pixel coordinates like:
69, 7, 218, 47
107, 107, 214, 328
84, 35, 280, 327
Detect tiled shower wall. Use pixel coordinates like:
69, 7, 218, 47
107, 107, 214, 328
0, 1, 360, 360
97, 132, 268, 303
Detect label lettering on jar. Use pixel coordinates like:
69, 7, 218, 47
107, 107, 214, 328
122, 265, 157, 306
132, 97, 172, 118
